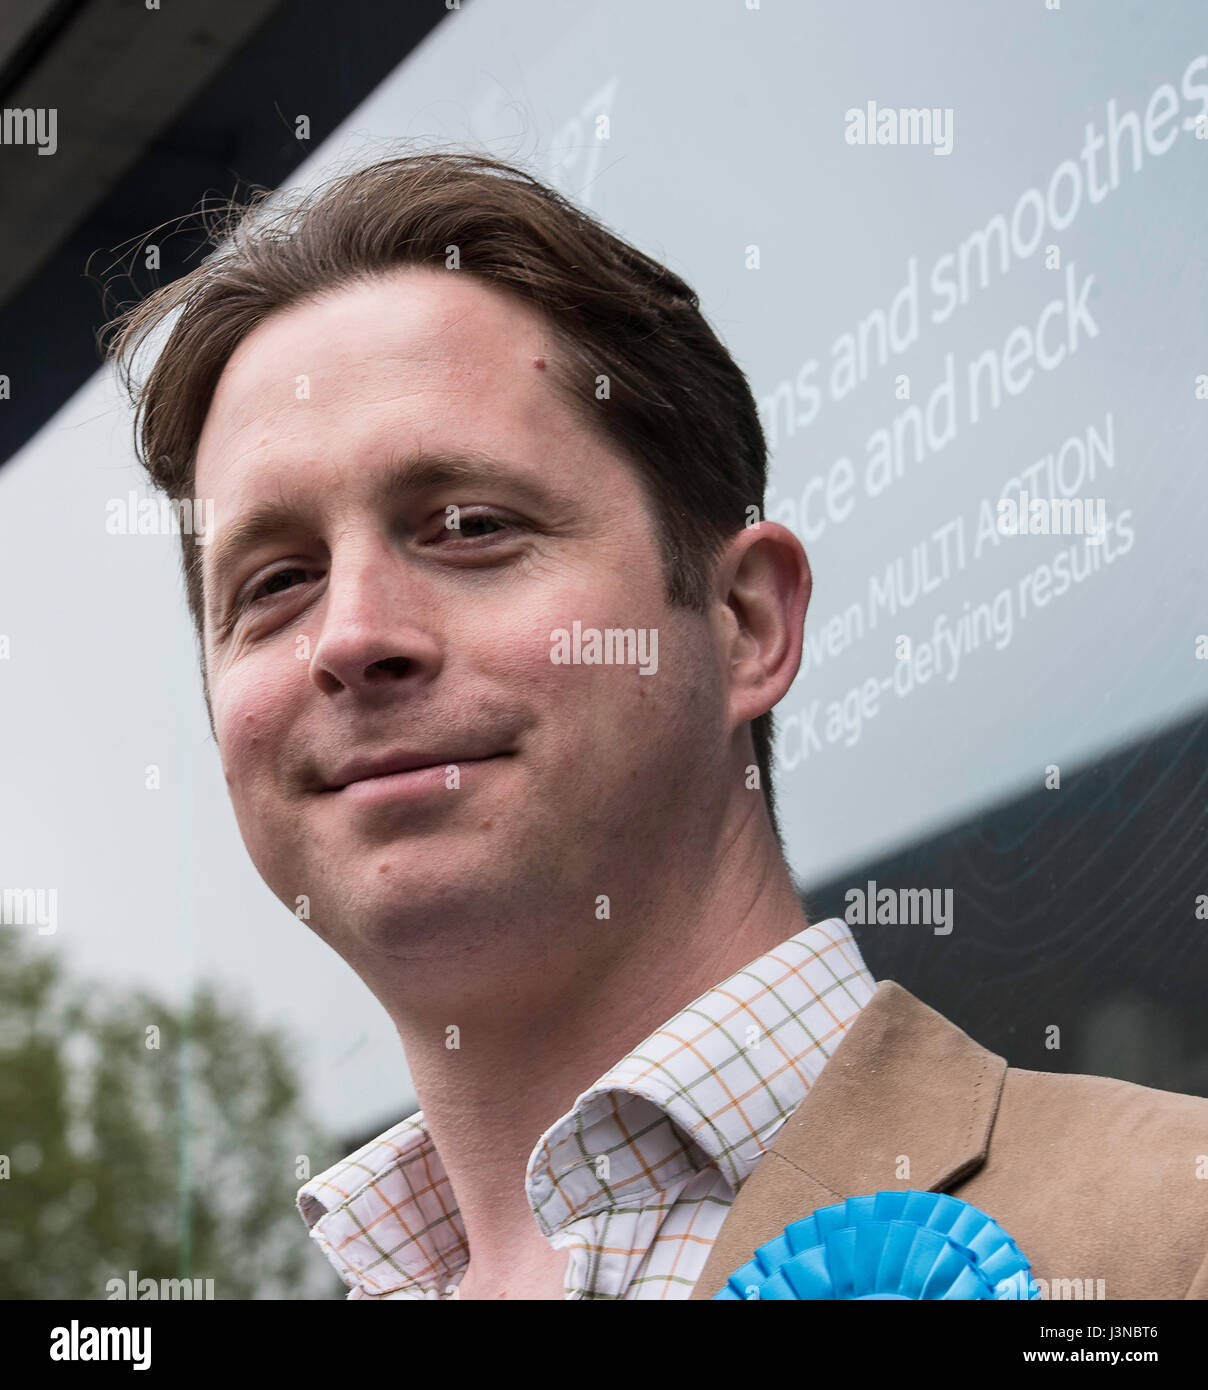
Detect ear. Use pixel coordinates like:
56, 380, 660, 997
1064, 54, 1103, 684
713, 520, 812, 736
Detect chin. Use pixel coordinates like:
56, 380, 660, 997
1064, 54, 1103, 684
351, 841, 506, 906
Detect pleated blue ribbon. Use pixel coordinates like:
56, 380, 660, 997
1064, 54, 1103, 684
714, 1190, 1042, 1300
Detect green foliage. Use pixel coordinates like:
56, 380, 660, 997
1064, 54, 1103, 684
0, 928, 346, 1298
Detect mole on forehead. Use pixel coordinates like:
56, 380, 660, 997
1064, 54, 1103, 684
212, 340, 553, 443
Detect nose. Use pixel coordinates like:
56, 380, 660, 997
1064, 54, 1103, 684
308, 533, 443, 698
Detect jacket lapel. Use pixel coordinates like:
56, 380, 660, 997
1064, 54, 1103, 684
689, 979, 1008, 1299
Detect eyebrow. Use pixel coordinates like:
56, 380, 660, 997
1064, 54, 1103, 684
203, 446, 554, 618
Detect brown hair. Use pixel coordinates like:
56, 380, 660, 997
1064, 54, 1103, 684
103, 150, 781, 839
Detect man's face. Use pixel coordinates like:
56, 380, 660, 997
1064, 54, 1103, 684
194, 266, 728, 964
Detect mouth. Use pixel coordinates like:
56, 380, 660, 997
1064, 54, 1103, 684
320, 751, 511, 803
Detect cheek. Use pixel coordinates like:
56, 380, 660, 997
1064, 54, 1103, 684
500, 593, 711, 766
211, 660, 298, 801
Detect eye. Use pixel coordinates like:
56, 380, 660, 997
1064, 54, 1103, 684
456, 515, 507, 538
430, 509, 519, 542
244, 566, 313, 606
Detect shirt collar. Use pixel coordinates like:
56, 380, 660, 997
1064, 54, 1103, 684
297, 917, 874, 1297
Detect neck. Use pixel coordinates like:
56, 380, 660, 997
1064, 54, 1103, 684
364, 793, 808, 1288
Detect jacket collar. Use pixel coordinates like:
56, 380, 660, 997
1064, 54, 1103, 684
689, 978, 1008, 1298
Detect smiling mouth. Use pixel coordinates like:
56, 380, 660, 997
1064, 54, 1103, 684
341, 755, 494, 787
323, 753, 511, 798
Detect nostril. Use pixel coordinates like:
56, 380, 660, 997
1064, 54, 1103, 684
367, 656, 412, 678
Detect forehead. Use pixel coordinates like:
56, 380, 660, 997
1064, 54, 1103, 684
194, 265, 584, 509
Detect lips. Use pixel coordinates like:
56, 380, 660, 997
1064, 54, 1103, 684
322, 750, 503, 792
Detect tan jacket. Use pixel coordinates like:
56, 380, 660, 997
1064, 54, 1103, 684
690, 980, 1208, 1300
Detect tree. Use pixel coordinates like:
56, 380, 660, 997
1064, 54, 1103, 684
0, 927, 345, 1298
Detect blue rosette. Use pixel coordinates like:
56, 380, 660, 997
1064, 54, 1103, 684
714, 1190, 1041, 1300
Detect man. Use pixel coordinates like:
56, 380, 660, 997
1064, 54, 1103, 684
106, 152, 1208, 1300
